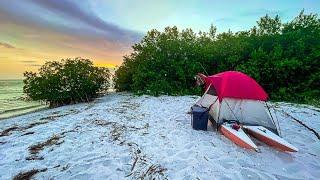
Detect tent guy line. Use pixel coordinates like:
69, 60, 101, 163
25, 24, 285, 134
277, 108, 320, 140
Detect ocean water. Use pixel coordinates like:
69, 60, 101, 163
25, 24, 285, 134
0, 80, 46, 119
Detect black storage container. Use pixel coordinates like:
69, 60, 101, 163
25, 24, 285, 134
191, 105, 208, 131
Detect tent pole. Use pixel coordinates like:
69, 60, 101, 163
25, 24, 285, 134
197, 62, 209, 76
198, 84, 212, 107
266, 102, 281, 136
225, 100, 240, 123
217, 100, 222, 132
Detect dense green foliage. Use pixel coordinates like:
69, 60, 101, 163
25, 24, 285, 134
114, 11, 320, 104
23, 58, 110, 107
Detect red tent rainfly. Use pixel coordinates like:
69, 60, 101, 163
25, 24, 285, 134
198, 71, 268, 102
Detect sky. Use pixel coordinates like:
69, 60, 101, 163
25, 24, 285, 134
0, 0, 319, 79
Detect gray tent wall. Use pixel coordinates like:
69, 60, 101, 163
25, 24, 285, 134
196, 84, 280, 135
209, 98, 279, 134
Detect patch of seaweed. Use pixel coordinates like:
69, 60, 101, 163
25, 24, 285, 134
26, 134, 64, 160
110, 123, 127, 142
126, 143, 167, 179
21, 132, 35, 136
39, 109, 79, 121
25, 121, 49, 129
25, 156, 44, 161
29, 135, 62, 155
13, 168, 47, 180
0, 110, 80, 137
92, 119, 115, 127
0, 126, 20, 137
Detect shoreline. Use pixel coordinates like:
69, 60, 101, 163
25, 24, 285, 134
0, 104, 46, 114
0, 105, 48, 120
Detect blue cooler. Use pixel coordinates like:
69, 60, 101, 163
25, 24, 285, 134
191, 105, 208, 131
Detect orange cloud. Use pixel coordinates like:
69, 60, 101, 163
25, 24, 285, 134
0, 0, 141, 79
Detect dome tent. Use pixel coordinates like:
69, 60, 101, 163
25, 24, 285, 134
196, 71, 280, 134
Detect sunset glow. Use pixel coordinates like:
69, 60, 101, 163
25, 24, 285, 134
0, 0, 319, 79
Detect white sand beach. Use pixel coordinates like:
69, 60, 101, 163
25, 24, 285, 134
0, 93, 319, 179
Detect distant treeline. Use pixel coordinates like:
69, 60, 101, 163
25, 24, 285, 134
114, 11, 320, 105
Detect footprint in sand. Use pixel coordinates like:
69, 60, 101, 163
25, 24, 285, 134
165, 147, 177, 157
240, 168, 263, 180
69, 173, 92, 180
176, 150, 195, 160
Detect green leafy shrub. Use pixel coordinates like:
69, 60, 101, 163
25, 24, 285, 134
114, 11, 320, 105
23, 58, 110, 107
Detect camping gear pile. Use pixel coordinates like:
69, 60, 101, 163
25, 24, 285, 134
192, 71, 298, 152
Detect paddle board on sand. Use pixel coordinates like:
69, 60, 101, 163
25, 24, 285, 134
220, 123, 258, 151
243, 125, 298, 152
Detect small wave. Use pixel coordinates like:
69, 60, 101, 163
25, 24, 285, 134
0, 105, 47, 120
0, 105, 45, 114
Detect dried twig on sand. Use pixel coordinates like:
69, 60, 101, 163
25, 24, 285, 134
92, 119, 115, 127
39, 109, 79, 121
126, 143, 167, 179
143, 164, 168, 179
0, 126, 20, 137
26, 134, 64, 160
21, 132, 35, 136
110, 124, 127, 142
29, 135, 62, 155
0, 121, 49, 137
13, 168, 47, 180
24, 121, 49, 129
